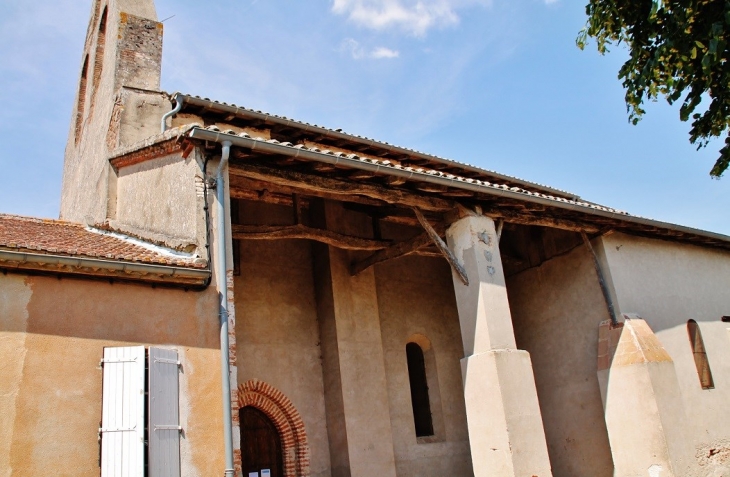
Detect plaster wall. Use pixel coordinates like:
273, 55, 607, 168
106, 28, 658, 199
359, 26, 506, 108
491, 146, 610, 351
0, 272, 224, 477
234, 201, 332, 477
375, 254, 473, 477
312, 201, 397, 477
506, 243, 614, 477
113, 150, 206, 251
61, 0, 163, 225
597, 232, 730, 474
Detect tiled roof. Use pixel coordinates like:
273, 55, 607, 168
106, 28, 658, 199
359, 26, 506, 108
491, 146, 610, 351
0, 214, 207, 269
170, 93, 580, 200
191, 125, 629, 216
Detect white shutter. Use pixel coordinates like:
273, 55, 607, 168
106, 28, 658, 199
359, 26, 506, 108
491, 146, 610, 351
100, 346, 146, 477
148, 347, 181, 477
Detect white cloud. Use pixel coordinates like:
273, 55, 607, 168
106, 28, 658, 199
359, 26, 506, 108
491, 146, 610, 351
371, 46, 400, 58
340, 38, 400, 59
332, 0, 490, 36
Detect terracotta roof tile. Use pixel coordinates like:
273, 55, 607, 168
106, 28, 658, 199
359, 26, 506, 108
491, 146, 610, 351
0, 214, 207, 269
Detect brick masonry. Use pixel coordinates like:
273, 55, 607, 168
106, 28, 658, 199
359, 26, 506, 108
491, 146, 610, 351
237, 379, 311, 477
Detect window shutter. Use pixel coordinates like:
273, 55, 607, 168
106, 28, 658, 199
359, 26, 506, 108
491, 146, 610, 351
148, 347, 181, 477
100, 346, 146, 477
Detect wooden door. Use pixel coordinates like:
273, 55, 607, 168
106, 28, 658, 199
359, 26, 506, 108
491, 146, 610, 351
240, 406, 284, 477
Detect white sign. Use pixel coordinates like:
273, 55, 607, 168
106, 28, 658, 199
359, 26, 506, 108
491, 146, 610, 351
248, 473, 259, 477
261, 470, 271, 477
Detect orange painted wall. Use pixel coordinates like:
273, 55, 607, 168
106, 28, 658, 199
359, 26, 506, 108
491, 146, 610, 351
0, 272, 224, 477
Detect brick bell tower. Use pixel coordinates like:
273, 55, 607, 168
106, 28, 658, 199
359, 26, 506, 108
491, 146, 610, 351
60, 0, 168, 224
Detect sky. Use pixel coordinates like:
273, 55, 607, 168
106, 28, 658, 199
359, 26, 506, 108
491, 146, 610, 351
0, 0, 728, 235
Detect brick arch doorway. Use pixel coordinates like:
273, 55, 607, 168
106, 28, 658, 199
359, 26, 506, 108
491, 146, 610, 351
240, 406, 284, 477
237, 379, 310, 477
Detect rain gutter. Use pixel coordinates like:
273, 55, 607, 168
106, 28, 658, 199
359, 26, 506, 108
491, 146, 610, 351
188, 127, 730, 246
0, 249, 210, 284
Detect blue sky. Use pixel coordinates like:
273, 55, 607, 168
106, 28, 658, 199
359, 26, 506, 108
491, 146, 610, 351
0, 0, 727, 235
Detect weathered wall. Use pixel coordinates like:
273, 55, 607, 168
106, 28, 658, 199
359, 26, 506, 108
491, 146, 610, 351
0, 272, 224, 477
0, 275, 32, 477
375, 253, 473, 477
506, 243, 615, 477
61, 0, 163, 225
234, 201, 332, 477
113, 150, 206, 251
597, 232, 730, 475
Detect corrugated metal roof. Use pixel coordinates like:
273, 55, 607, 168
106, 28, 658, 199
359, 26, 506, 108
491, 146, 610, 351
168, 92, 581, 200
192, 125, 628, 216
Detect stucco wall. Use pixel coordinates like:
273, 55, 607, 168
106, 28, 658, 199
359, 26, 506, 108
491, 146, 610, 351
234, 201, 332, 477
506, 243, 615, 477
598, 232, 730, 475
114, 150, 205, 251
375, 254, 473, 477
0, 273, 224, 477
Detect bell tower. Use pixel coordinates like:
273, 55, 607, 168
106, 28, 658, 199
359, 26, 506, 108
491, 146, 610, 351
60, 0, 166, 224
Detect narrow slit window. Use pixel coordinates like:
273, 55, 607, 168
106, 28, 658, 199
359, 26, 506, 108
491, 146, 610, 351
74, 55, 89, 144
406, 342, 434, 437
687, 320, 714, 389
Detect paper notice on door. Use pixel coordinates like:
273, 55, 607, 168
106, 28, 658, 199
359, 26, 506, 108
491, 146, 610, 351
261, 470, 271, 477
248, 473, 259, 477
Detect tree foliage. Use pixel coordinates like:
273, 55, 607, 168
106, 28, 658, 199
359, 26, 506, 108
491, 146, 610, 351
577, 0, 730, 177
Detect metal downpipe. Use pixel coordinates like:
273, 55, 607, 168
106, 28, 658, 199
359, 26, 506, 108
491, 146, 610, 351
215, 140, 235, 477
160, 93, 183, 133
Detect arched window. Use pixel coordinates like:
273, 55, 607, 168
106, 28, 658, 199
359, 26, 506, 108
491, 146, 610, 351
687, 320, 714, 389
74, 55, 89, 144
91, 6, 107, 108
406, 342, 434, 437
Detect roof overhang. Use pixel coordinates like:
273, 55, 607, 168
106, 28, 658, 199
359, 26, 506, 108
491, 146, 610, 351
0, 249, 211, 288
187, 126, 730, 252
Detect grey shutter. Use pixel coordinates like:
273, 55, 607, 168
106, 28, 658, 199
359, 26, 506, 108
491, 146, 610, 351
148, 347, 181, 477
100, 346, 146, 477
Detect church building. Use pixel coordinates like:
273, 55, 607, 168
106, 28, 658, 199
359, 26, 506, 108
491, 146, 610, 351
1, 1, 729, 476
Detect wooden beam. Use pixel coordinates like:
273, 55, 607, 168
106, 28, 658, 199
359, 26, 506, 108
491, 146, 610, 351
348, 171, 377, 181
413, 208, 469, 285
229, 187, 300, 207
230, 175, 385, 208
229, 162, 454, 212
581, 231, 619, 325
232, 224, 390, 251
385, 176, 407, 186
412, 249, 444, 258
350, 222, 447, 276
482, 207, 601, 234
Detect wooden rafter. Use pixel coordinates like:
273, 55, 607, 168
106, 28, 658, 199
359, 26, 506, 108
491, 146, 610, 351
231, 224, 390, 251
350, 222, 447, 276
228, 162, 454, 212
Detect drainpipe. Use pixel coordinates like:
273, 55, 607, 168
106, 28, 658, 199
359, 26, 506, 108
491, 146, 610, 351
214, 140, 235, 477
160, 93, 183, 133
